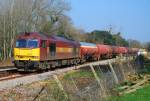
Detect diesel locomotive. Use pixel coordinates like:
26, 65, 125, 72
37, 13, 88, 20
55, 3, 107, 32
14, 32, 81, 71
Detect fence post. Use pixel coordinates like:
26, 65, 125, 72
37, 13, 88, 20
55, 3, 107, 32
53, 75, 68, 100
90, 65, 106, 97
108, 61, 119, 84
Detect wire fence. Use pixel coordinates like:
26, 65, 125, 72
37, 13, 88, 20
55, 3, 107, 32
31, 57, 139, 101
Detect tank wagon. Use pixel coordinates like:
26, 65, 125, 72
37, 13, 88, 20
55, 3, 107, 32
112, 46, 128, 56
80, 42, 98, 61
97, 44, 113, 59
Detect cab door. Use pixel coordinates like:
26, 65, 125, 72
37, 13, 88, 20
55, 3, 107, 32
40, 40, 47, 60
49, 43, 56, 60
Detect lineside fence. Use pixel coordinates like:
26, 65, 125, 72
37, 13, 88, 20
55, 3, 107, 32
31, 56, 142, 101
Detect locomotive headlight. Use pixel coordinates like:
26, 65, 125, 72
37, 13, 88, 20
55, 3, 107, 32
16, 55, 23, 58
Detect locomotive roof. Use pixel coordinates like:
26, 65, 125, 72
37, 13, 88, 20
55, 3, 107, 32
80, 42, 96, 47
50, 35, 73, 42
17, 32, 80, 46
17, 32, 48, 40
50, 35, 80, 46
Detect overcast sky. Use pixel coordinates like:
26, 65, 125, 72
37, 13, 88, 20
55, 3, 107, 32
68, 0, 150, 43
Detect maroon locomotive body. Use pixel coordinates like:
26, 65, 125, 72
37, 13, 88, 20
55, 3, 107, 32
14, 32, 80, 71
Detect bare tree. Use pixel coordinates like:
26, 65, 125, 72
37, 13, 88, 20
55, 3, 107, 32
0, 0, 70, 60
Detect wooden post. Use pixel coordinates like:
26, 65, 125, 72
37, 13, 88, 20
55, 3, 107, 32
119, 61, 127, 81
90, 65, 106, 97
70, 75, 79, 91
108, 61, 119, 84
53, 75, 68, 99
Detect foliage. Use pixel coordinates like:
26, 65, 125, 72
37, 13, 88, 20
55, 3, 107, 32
144, 42, 150, 52
128, 39, 142, 48
63, 69, 94, 80
86, 30, 115, 44
113, 32, 129, 46
84, 30, 129, 46
109, 85, 150, 101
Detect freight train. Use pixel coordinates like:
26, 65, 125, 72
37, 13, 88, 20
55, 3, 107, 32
13, 32, 139, 71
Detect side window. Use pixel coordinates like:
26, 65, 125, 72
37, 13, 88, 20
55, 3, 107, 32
49, 43, 56, 56
41, 40, 46, 48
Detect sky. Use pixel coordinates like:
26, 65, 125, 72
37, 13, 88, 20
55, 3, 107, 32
68, 0, 150, 43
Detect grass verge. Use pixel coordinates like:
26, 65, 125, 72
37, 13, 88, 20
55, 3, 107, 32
109, 84, 150, 101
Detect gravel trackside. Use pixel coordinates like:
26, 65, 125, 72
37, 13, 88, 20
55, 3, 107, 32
0, 66, 76, 90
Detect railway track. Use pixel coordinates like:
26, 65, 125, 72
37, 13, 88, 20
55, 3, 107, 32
0, 74, 23, 81
0, 67, 17, 81
0, 70, 36, 82
0, 67, 17, 72
0, 67, 34, 81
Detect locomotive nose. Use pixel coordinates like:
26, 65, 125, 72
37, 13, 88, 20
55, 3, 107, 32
14, 48, 40, 61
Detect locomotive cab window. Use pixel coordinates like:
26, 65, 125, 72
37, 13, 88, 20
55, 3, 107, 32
16, 39, 27, 48
28, 39, 38, 48
16, 39, 38, 48
49, 43, 56, 56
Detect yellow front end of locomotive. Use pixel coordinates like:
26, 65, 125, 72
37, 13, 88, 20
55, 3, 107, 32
14, 48, 40, 61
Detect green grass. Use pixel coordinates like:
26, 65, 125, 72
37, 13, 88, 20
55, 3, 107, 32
63, 70, 95, 80
109, 85, 150, 101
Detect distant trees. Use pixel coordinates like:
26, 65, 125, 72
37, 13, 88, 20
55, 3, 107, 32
144, 42, 150, 52
113, 32, 129, 46
86, 30, 115, 44
128, 39, 142, 48
83, 30, 129, 46
56, 15, 82, 41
